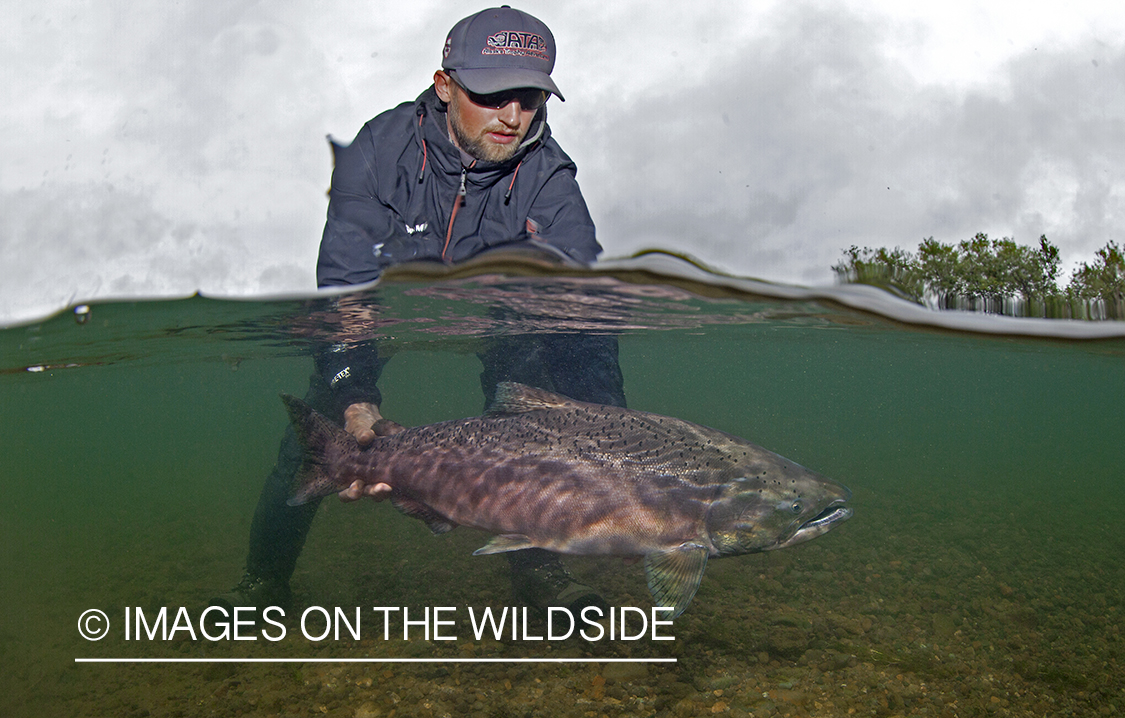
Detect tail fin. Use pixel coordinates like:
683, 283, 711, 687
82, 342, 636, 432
281, 394, 361, 506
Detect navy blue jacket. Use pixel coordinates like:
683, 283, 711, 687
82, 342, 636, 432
316, 86, 600, 287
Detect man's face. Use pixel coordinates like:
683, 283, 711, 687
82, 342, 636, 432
434, 71, 544, 163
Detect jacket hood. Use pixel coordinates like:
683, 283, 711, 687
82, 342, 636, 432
412, 85, 549, 181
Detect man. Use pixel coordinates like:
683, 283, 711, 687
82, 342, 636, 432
212, 6, 625, 614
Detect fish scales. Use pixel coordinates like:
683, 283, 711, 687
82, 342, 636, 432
346, 414, 712, 553
284, 382, 852, 616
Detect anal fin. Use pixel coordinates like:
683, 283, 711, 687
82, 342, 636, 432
643, 542, 709, 618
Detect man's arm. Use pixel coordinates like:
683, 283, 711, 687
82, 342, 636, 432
526, 159, 601, 265
312, 112, 423, 501
312, 128, 404, 434
316, 129, 407, 288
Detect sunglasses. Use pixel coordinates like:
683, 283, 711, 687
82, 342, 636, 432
452, 77, 549, 111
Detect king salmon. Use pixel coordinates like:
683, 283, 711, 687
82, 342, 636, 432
284, 382, 852, 617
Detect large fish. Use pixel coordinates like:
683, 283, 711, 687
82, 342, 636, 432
284, 382, 852, 617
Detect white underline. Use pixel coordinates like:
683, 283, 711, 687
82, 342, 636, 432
75, 657, 676, 664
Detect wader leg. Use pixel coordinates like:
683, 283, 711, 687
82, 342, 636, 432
245, 423, 323, 583
478, 333, 625, 408
478, 331, 625, 612
216, 361, 383, 610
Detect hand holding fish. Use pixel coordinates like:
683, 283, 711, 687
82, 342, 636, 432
339, 402, 403, 502
339, 479, 393, 503
343, 402, 383, 446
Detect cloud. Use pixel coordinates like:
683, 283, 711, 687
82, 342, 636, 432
0, 180, 316, 320
1, 3, 340, 322
569, 4, 1125, 283
2, 1, 1124, 323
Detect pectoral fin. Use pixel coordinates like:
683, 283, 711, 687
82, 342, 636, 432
644, 542, 709, 618
472, 534, 535, 555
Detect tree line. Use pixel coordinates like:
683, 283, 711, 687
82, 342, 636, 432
833, 234, 1125, 319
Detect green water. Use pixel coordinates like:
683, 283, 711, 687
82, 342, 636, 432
1, 264, 1122, 717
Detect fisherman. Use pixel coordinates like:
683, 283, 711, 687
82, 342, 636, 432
212, 6, 624, 614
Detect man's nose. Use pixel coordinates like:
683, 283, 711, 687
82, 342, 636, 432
497, 101, 522, 127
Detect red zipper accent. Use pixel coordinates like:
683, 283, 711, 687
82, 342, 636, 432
503, 160, 523, 205
417, 108, 428, 183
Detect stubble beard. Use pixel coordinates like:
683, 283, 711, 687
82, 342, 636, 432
448, 94, 524, 163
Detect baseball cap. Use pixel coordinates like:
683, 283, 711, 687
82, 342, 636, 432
441, 6, 565, 101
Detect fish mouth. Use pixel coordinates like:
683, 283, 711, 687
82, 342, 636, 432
775, 499, 852, 550
802, 501, 853, 531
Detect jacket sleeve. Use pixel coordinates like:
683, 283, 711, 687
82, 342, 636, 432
312, 338, 388, 416
526, 164, 602, 265
313, 124, 403, 410
316, 126, 404, 288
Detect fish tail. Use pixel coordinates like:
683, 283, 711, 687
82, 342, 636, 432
281, 394, 361, 506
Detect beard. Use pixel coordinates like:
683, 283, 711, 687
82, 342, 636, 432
447, 94, 525, 163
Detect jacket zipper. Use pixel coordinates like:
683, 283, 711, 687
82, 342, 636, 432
442, 165, 471, 261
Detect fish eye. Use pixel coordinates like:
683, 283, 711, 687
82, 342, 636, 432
790, 501, 803, 514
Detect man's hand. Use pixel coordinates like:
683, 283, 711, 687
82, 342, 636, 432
339, 402, 405, 502
339, 479, 394, 503
344, 402, 407, 446
344, 402, 383, 446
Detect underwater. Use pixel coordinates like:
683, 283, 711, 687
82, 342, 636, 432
1, 253, 1122, 718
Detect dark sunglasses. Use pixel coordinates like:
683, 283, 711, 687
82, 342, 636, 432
453, 78, 548, 111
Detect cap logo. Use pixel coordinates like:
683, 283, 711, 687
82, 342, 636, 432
443, 36, 452, 59
483, 30, 549, 61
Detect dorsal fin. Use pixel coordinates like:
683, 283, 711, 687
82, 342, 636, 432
486, 382, 575, 415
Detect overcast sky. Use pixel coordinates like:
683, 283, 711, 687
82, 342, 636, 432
2, 1, 1124, 324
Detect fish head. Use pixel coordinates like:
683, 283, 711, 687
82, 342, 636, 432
706, 465, 852, 556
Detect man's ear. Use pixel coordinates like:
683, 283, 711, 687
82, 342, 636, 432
434, 70, 454, 103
